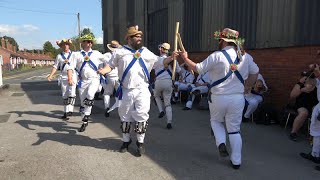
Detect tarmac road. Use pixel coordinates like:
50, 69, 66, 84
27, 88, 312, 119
0, 68, 318, 179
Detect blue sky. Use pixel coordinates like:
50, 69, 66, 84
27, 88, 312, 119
0, 0, 103, 50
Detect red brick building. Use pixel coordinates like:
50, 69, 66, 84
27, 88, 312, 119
0, 37, 55, 71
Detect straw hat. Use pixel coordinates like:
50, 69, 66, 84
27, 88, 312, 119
107, 40, 122, 52
56, 38, 72, 47
125, 25, 143, 40
158, 42, 170, 53
213, 28, 243, 44
79, 34, 96, 43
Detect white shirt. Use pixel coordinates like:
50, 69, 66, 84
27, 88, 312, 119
70, 49, 105, 80
196, 46, 259, 95
103, 52, 119, 79
53, 51, 75, 80
109, 45, 163, 89
196, 72, 210, 85
153, 54, 181, 80
316, 79, 320, 101
180, 68, 195, 84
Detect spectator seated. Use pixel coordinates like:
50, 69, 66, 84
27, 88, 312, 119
243, 74, 268, 122
183, 71, 210, 110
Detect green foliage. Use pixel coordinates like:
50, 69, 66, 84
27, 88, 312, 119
43, 41, 57, 58
1, 36, 19, 50
81, 28, 95, 38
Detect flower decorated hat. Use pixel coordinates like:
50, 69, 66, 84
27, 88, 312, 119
125, 25, 143, 40
79, 34, 96, 43
213, 28, 244, 45
214, 28, 245, 60
107, 40, 122, 52
56, 38, 72, 47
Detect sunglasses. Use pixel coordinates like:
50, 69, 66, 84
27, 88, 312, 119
83, 40, 92, 43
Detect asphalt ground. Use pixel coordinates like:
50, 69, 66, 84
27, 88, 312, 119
0, 69, 319, 179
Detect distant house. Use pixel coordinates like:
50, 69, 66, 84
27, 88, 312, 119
0, 37, 55, 71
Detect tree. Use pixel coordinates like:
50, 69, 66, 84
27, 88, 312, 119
1, 36, 19, 50
80, 28, 95, 38
43, 41, 57, 58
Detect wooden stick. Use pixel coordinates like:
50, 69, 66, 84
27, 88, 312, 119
177, 32, 194, 75
172, 22, 179, 81
177, 33, 185, 52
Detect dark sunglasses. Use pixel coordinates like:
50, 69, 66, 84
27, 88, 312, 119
83, 40, 92, 43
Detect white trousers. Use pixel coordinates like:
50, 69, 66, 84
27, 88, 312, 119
118, 87, 151, 143
209, 94, 245, 165
244, 94, 263, 118
310, 103, 320, 137
60, 79, 77, 113
185, 85, 208, 109
101, 77, 119, 109
174, 82, 191, 92
154, 79, 173, 123
78, 78, 100, 116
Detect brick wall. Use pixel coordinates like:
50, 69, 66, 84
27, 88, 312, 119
188, 46, 320, 111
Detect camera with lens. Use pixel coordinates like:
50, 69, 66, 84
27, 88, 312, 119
301, 70, 315, 78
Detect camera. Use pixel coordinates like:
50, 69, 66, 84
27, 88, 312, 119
301, 70, 315, 78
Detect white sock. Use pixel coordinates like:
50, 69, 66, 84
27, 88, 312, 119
211, 120, 226, 147
229, 133, 242, 165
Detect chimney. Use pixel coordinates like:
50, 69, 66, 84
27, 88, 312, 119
5, 40, 10, 50
1, 38, 5, 48
13, 45, 16, 53
24, 49, 26, 54
37, 49, 40, 54
32, 49, 34, 55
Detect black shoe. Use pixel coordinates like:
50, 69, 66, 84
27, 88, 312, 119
289, 133, 298, 141
218, 143, 229, 157
61, 113, 69, 120
182, 107, 191, 110
300, 153, 320, 164
67, 112, 73, 116
104, 108, 110, 118
315, 166, 320, 171
78, 123, 88, 132
136, 141, 145, 157
167, 123, 172, 129
158, 111, 165, 118
230, 160, 241, 169
119, 139, 132, 153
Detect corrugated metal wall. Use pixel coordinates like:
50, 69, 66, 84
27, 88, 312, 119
102, 0, 320, 52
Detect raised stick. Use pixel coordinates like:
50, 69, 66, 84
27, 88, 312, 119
172, 22, 179, 81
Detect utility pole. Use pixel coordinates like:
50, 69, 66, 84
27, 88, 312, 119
77, 13, 81, 50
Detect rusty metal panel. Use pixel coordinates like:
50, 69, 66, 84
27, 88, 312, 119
182, 0, 202, 52
201, 0, 227, 51
168, 0, 184, 49
148, 0, 168, 13
147, 8, 168, 53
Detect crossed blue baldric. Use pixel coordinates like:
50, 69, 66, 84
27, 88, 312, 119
77, 51, 107, 88
115, 46, 150, 100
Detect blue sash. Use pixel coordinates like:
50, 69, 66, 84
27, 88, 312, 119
198, 72, 208, 84
115, 46, 149, 100
60, 51, 72, 71
77, 51, 107, 88
156, 68, 172, 77
208, 50, 244, 90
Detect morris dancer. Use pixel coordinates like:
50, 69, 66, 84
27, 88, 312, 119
98, 25, 177, 156
102, 40, 121, 118
179, 28, 259, 169
48, 39, 77, 119
153, 42, 181, 129
68, 34, 106, 132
